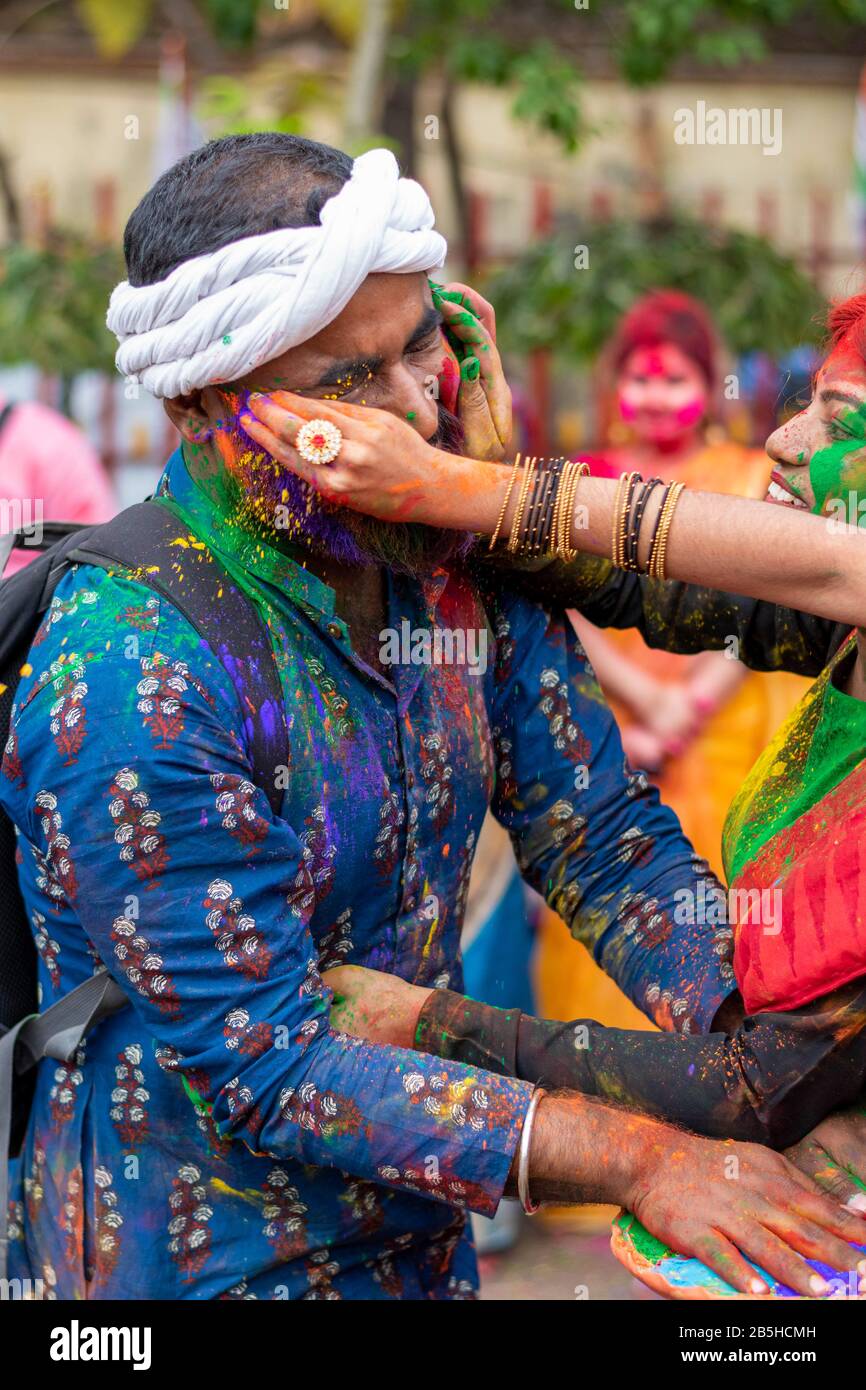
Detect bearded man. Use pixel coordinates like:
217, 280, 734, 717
1, 134, 862, 1301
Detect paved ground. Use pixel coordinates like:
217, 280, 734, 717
477, 1205, 661, 1302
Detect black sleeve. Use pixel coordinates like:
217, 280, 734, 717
470, 550, 848, 678
415, 981, 866, 1148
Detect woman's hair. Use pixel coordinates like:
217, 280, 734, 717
827, 291, 866, 358
610, 289, 719, 387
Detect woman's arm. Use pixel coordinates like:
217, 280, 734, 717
241, 393, 862, 659
488, 550, 843, 676
326, 964, 866, 1152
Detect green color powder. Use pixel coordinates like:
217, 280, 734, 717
809, 403, 866, 514
615, 1210, 671, 1262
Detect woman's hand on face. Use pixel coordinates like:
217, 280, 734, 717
785, 1101, 866, 1215
432, 282, 512, 462
323, 964, 432, 1051
241, 391, 457, 525
241, 389, 510, 534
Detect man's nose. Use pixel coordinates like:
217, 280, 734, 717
385, 365, 440, 440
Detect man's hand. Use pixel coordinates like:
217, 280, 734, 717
629, 1128, 866, 1297
523, 1094, 866, 1299
433, 282, 512, 461
786, 1100, 866, 1214
324, 964, 431, 1050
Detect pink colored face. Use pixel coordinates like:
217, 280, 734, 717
617, 343, 709, 447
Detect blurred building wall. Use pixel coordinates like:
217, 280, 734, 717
417, 78, 858, 295
0, 73, 162, 237
0, 68, 857, 286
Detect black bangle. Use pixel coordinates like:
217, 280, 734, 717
524, 463, 552, 554
645, 480, 675, 576
535, 458, 564, 555
626, 477, 664, 572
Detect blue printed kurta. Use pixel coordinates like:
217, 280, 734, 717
0, 447, 733, 1300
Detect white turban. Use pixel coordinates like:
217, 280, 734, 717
106, 147, 447, 399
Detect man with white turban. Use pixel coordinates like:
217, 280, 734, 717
3, 134, 858, 1303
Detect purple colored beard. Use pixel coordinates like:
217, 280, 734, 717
216, 390, 474, 575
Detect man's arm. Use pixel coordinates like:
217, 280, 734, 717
323, 965, 866, 1296
485, 585, 735, 1033
514, 1089, 866, 1297
475, 549, 846, 677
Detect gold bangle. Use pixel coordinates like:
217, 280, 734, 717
550, 461, 569, 559
508, 455, 537, 552
610, 470, 630, 568
611, 470, 641, 569
650, 481, 684, 579
489, 453, 522, 552
648, 480, 685, 580
557, 460, 588, 560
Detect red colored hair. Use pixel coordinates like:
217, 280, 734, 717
826, 291, 866, 359
611, 290, 719, 387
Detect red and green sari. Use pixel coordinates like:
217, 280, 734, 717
725, 632, 866, 1014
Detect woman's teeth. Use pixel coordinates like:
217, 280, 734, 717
767, 479, 809, 508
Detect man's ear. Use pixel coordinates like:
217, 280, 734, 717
163, 391, 213, 443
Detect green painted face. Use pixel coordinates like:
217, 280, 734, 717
809, 401, 866, 518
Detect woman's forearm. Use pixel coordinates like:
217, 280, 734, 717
415, 983, 866, 1150
451, 457, 866, 630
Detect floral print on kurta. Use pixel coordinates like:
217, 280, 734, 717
0, 447, 733, 1300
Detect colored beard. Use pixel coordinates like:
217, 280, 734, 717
212, 390, 473, 575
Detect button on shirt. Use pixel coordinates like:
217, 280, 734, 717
1, 446, 733, 1299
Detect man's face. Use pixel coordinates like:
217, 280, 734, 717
188, 272, 465, 571
764, 339, 866, 519
243, 271, 449, 436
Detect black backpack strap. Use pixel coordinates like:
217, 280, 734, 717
69, 500, 288, 818
0, 972, 127, 1278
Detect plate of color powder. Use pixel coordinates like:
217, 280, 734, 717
611, 1206, 866, 1301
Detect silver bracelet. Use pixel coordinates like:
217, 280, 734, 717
517, 1086, 545, 1215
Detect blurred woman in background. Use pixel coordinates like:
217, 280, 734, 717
537, 291, 808, 1034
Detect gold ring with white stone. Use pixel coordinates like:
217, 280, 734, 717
295, 419, 343, 466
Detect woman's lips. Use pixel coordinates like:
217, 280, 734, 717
767, 473, 810, 509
